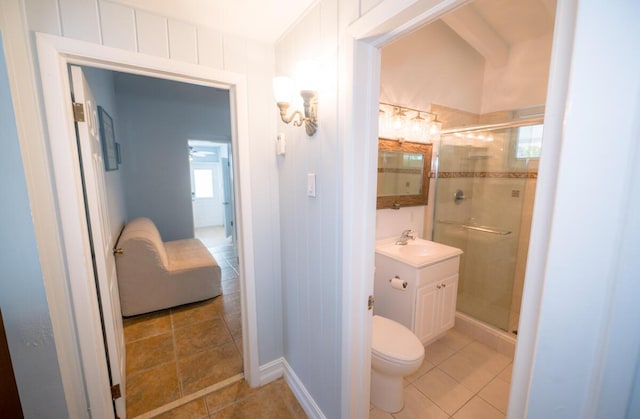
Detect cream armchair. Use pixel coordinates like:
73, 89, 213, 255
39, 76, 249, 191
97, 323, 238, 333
114, 217, 221, 316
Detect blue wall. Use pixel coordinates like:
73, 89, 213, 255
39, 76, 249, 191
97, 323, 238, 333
114, 73, 231, 241
0, 33, 68, 418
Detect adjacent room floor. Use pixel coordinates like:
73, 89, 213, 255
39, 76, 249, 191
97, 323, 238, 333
147, 377, 307, 418
124, 243, 243, 417
370, 329, 513, 419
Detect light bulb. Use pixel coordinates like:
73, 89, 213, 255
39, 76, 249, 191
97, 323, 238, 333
273, 76, 294, 103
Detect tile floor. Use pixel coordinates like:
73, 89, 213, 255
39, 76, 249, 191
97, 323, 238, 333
195, 226, 230, 249
124, 244, 243, 417
150, 377, 307, 419
370, 329, 513, 419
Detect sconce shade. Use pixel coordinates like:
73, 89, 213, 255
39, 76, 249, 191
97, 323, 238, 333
273, 63, 320, 136
273, 76, 294, 103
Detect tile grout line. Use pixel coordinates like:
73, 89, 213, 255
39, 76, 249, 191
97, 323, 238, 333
410, 334, 510, 418
169, 308, 185, 398
133, 373, 244, 419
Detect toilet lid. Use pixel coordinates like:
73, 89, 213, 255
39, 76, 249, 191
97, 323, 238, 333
372, 315, 424, 364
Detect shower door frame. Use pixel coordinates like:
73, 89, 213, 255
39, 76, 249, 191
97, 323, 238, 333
433, 117, 544, 333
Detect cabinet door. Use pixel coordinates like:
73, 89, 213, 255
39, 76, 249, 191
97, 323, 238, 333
415, 282, 441, 344
438, 274, 459, 332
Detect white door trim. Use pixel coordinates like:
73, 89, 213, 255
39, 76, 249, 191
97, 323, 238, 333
35, 32, 260, 416
343, 0, 575, 417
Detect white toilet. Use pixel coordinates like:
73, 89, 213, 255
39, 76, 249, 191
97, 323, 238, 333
371, 315, 425, 412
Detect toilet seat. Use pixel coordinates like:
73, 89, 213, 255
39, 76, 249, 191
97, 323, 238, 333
372, 315, 424, 365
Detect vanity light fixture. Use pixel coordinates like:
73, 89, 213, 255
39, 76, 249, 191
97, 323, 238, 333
273, 60, 319, 136
379, 102, 441, 142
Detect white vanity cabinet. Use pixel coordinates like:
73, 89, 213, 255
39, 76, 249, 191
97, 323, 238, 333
414, 270, 458, 344
374, 238, 462, 345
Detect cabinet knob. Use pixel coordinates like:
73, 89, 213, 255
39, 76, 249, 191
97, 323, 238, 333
437, 285, 442, 289
442, 283, 446, 288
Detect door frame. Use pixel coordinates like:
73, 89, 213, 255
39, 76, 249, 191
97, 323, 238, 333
36, 33, 260, 415
343, 0, 575, 416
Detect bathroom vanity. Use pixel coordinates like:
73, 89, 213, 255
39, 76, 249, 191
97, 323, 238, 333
374, 238, 463, 345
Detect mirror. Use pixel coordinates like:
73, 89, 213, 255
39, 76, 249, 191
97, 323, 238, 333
377, 138, 433, 209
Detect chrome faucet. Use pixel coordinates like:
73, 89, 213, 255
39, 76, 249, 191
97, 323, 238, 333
395, 229, 417, 245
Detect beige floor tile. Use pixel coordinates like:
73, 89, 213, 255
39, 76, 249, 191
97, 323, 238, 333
126, 332, 174, 375
205, 379, 261, 413
405, 358, 435, 384
438, 352, 496, 393
498, 363, 513, 382
126, 362, 180, 417
208, 381, 305, 419
221, 282, 239, 295
153, 397, 208, 419
174, 318, 233, 358
123, 309, 172, 343
234, 335, 244, 356
414, 368, 473, 415
271, 378, 308, 418
394, 385, 449, 419
452, 395, 505, 419
424, 340, 456, 365
224, 312, 243, 339
222, 292, 242, 316
208, 396, 263, 419
179, 342, 243, 395
171, 298, 224, 329
458, 342, 511, 375
479, 377, 510, 413
369, 407, 394, 418
439, 329, 473, 352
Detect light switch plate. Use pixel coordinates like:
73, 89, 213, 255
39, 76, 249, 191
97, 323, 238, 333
307, 173, 316, 197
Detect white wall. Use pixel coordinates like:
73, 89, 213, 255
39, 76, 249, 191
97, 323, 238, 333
0, 32, 68, 418
380, 20, 485, 113
375, 206, 425, 240
519, 0, 640, 415
82, 67, 127, 243
481, 33, 553, 113
114, 73, 230, 241
2, 2, 284, 415
274, 1, 346, 416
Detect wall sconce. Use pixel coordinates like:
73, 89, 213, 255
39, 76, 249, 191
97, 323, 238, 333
273, 60, 319, 136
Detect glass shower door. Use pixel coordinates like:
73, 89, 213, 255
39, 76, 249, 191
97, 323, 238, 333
433, 125, 538, 333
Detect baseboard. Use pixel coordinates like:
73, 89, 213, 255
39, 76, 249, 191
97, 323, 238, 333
258, 357, 284, 385
282, 358, 326, 419
455, 311, 516, 358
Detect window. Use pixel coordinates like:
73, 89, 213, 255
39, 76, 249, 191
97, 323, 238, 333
516, 124, 544, 159
193, 169, 214, 198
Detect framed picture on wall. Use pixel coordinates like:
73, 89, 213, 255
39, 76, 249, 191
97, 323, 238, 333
98, 106, 118, 171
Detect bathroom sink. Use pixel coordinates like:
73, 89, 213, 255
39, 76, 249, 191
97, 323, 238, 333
375, 237, 462, 268
398, 244, 439, 257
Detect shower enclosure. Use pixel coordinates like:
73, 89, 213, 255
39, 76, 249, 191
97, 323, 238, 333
432, 118, 543, 333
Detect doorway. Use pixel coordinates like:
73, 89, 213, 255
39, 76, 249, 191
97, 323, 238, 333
73, 65, 247, 417
189, 140, 236, 248
36, 33, 260, 418
371, 0, 555, 415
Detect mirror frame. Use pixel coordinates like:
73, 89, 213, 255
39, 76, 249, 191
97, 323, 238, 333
377, 138, 433, 209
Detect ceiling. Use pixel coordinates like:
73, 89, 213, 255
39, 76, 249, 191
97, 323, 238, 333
439, 0, 556, 66
110, 0, 556, 56
109, 0, 316, 43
